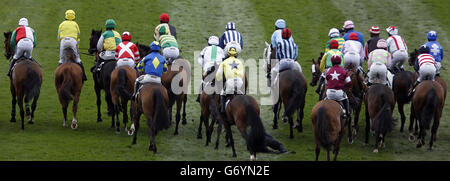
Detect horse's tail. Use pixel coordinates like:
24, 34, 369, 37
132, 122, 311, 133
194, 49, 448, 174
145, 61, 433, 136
374, 94, 396, 134
284, 75, 303, 117
421, 87, 437, 130
316, 106, 331, 149
116, 68, 131, 100
152, 88, 171, 132
59, 68, 74, 101
246, 104, 267, 153
23, 66, 41, 103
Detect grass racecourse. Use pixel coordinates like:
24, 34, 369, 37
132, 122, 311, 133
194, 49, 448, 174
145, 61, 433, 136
0, 0, 449, 161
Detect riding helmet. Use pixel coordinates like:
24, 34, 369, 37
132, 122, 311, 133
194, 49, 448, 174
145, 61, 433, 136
226, 21, 236, 30
386, 26, 398, 35
150, 41, 161, 52
369, 26, 380, 34
343, 20, 354, 29
121, 31, 131, 41
331, 54, 342, 65
18, 17, 28, 26
160, 13, 170, 23
275, 19, 286, 29
419, 45, 430, 54
376, 39, 387, 49
349, 32, 358, 40
65, 10, 76, 20
329, 39, 339, 49
328, 28, 340, 38
427, 30, 437, 41
208, 36, 219, 46
105, 19, 116, 29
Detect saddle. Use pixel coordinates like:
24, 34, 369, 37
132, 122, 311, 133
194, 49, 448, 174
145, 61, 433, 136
92, 57, 115, 73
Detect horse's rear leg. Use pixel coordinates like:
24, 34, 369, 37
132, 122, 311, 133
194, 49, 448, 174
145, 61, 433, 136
315, 144, 320, 161
95, 85, 102, 122
408, 104, 416, 141
429, 118, 440, 150
131, 111, 141, 145
147, 118, 157, 153
295, 103, 304, 132
272, 102, 280, 129
114, 103, 120, 133
71, 92, 80, 130
198, 114, 203, 139
364, 104, 370, 144
215, 120, 223, 150
173, 97, 182, 135
353, 99, 362, 137
203, 112, 211, 146
17, 94, 25, 130
61, 99, 68, 127
182, 95, 187, 125
29, 94, 39, 124
10, 83, 17, 123
398, 103, 406, 132
289, 116, 294, 139
225, 122, 237, 157
121, 97, 129, 132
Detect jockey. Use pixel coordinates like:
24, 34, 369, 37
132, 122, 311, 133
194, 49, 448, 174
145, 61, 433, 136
216, 44, 244, 113
8, 18, 36, 77
219, 21, 243, 50
342, 32, 364, 71
342, 20, 364, 46
158, 26, 179, 63
58, 10, 87, 81
423, 30, 443, 75
325, 28, 345, 52
270, 28, 302, 86
271, 19, 294, 49
386, 26, 408, 73
97, 19, 122, 62
364, 26, 381, 60
367, 39, 391, 86
316, 40, 344, 95
133, 41, 168, 99
115, 31, 140, 68
196, 36, 225, 102
325, 55, 351, 118
154, 13, 177, 41
408, 45, 437, 98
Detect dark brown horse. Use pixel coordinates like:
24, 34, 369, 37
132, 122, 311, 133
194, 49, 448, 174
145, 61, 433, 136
55, 48, 84, 129
409, 80, 444, 150
392, 70, 416, 132
136, 43, 190, 135
110, 65, 138, 133
223, 95, 267, 160
4, 31, 42, 130
89, 29, 117, 127
310, 53, 327, 100
345, 65, 367, 144
264, 42, 307, 138
129, 83, 171, 153
364, 84, 396, 153
312, 99, 346, 161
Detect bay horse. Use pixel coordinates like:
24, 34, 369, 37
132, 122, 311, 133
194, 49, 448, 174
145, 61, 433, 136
310, 53, 327, 100
55, 48, 84, 129
312, 99, 346, 161
128, 83, 171, 153
89, 29, 117, 127
409, 80, 444, 150
345, 64, 367, 144
364, 84, 396, 153
136, 43, 190, 135
263, 42, 307, 138
392, 70, 416, 132
4, 31, 42, 130
223, 95, 268, 160
110, 65, 138, 133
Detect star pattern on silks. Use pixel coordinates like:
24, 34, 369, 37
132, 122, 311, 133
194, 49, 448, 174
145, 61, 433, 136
331, 70, 340, 80
431, 44, 440, 56
229, 61, 239, 69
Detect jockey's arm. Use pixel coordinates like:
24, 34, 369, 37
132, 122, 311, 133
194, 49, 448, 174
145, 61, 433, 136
319, 53, 327, 73
33, 31, 37, 48
96, 35, 104, 52
10, 30, 17, 51
215, 62, 224, 81
163, 63, 168, 74
136, 58, 145, 72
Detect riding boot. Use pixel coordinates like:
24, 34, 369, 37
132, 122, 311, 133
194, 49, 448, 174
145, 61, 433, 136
408, 81, 420, 99
77, 62, 88, 81
338, 100, 347, 119
7, 58, 18, 77
316, 77, 324, 94
196, 82, 203, 103
220, 95, 227, 113
344, 99, 350, 119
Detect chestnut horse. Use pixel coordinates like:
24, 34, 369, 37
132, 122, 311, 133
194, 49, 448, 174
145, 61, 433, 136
4, 31, 42, 130
223, 95, 267, 160
364, 84, 396, 153
55, 48, 84, 129
409, 80, 444, 150
128, 83, 170, 153
312, 99, 346, 161
110, 65, 138, 133
89, 29, 117, 127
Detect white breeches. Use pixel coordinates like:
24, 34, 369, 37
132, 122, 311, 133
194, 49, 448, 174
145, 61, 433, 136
390, 50, 408, 70
116, 58, 136, 68
418, 63, 436, 82
344, 52, 361, 68
326, 89, 348, 101
59, 37, 81, 63
368, 62, 388, 85
162, 47, 180, 60
13, 38, 33, 59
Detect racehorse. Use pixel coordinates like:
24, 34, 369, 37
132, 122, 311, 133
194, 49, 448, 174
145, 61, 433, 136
110, 65, 138, 133
364, 84, 396, 153
55, 48, 84, 129
89, 29, 117, 128
4, 31, 42, 130
409, 49, 447, 100
392, 70, 416, 132
263, 42, 307, 139
128, 83, 171, 153
136, 43, 190, 136
198, 84, 220, 147
223, 95, 267, 160
409, 80, 444, 150
345, 64, 367, 144
312, 99, 346, 161
310, 53, 327, 100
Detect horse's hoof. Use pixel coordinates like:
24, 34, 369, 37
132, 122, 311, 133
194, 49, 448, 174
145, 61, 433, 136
373, 149, 378, 153
182, 119, 187, 125
128, 130, 134, 136
27, 120, 34, 124
416, 141, 423, 148
174, 131, 179, 135
115, 129, 120, 134
348, 138, 354, 144
226, 143, 231, 148
10, 118, 16, 123
289, 135, 294, 139
197, 134, 202, 139
214, 146, 219, 150
272, 125, 278, 130
250, 155, 256, 161
381, 143, 385, 148
408, 134, 415, 142
71, 123, 78, 130
97, 118, 102, 123
295, 125, 303, 133
232, 154, 237, 158
428, 146, 433, 151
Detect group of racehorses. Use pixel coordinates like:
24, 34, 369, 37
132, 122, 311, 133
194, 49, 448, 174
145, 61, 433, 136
2, 29, 447, 161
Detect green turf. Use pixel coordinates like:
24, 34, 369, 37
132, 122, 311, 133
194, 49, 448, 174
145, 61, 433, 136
0, 0, 448, 161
